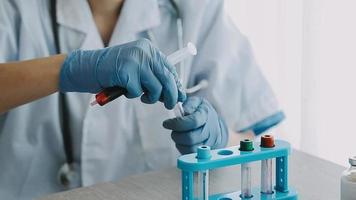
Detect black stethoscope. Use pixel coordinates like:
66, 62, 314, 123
50, 0, 184, 189
50, 0, 81, 189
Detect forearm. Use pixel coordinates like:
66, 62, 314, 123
0, 54, 66, 113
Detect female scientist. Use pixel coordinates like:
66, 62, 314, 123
0, 0, 284, 199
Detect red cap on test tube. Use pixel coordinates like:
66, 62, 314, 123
260, 135, 275, 148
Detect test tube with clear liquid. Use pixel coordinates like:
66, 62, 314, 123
196, 146, 211, 200
261, 159, 273, 193
260, 135, 275, 194
241, 163, 252, 198
240, 139, 254, 198
198, 170, 209, 200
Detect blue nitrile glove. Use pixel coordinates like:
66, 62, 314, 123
163, 97, 229, 154
59, 39, 186, 109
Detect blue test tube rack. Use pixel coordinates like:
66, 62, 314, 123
177, 140, 298, 200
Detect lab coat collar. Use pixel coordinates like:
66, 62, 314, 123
109, 0, 161, 45
56, 0, 161, 43
56, 0, 92, 34
118, 0, 161, 34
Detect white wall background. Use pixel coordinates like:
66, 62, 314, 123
225, 0, 356, 167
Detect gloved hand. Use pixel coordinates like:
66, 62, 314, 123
59, 39, 186, 109
163, 97, 229, 154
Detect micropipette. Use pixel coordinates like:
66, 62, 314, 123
90, 42, 197, 107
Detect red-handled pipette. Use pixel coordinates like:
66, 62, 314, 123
90, 42, 197, 107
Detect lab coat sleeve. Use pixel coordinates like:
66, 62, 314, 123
0, 0, 19, 62
187, 0, 284, 135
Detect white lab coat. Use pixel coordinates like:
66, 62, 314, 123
0, 0, 281, 199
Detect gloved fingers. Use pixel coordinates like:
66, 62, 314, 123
158, 52, 187, 103
177, 82, 187, 102
182, 97, 204, 114
140, 70, 163, 104
153, 59, 178, 109
123, 75, 144, 99
158, 95, 164, 103
151, 47, 188, 109
201, 128, 218, 148
170, 127, 209, 145
158, 81, 186, 103
175, 143, 203, 155
163, 107, 208, 131
163, 99, 208, 131
214, 117, 229, 149
202, 117, 229, 150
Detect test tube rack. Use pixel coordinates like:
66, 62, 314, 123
177, 139, 298, 200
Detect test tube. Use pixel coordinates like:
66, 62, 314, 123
239, 139, 254, 198
198, 170, 209, 200
260, 135, 275, 194
241, 163, 252, 198
196, 146, 211, 200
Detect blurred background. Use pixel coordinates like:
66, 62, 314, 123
225, 0, 356, 167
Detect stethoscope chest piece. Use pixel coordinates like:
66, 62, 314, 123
57, 162, 81, 189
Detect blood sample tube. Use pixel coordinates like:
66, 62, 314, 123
260, 135, 275, 194
90, 86, 126, 106
196, 146, 211, 200
239, 139, 254, 198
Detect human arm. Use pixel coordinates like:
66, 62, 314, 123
0, 54, 64, 113
0, 39, 186, 113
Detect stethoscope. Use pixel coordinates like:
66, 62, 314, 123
51, 0, 208, 189
50, 0, 80, 189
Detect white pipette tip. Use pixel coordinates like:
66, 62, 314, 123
187, 42, 197, 56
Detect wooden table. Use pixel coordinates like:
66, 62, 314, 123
40, 150, 345, 200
